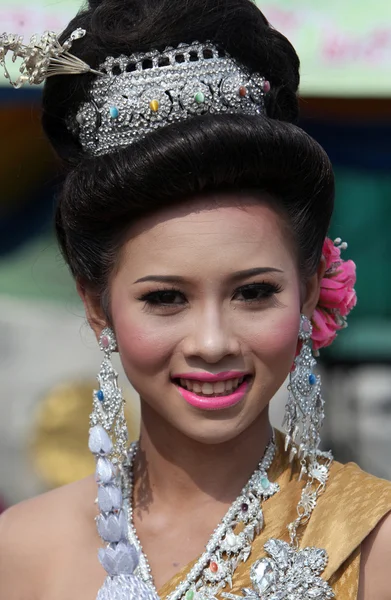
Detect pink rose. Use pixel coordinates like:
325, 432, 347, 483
312, 309, 338, 351
311, 238, 357, 352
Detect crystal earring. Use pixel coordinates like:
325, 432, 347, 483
283, 315, 326, 479
89, 327, 128, 466
89, 329, 158, 597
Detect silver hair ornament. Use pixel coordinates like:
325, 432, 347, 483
69, 41, 270, 156
283, 315, 326, 481
0, 28, 101, 88
0, 28, 271, 156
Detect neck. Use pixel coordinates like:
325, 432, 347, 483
133, 403, 273, 510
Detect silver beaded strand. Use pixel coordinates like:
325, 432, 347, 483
123, 436, 279, 600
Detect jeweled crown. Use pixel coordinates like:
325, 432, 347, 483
70, 41, 270, 156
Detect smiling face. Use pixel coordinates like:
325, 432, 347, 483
83, 194, 322, 445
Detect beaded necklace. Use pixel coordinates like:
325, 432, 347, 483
124, 437, 279, 600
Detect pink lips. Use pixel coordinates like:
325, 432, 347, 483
173, 373, 251, 411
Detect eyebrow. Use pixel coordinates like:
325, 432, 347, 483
133, 267, 283, 284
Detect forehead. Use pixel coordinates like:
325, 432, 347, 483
117, 194, 296, 274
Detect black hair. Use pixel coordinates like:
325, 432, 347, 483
42, 0, 334, 310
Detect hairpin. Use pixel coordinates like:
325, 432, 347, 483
0, 27, 101, 89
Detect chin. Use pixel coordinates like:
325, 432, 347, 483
178, 420, 256, 445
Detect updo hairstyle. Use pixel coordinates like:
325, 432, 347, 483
42, 0, 334, 316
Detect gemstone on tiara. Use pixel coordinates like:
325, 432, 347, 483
68, 41, 270, 157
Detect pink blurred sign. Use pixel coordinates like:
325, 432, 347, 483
1, 1, 390, 95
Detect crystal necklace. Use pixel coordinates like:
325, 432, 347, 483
222, 449, 335, 600
123, 436, 280, 600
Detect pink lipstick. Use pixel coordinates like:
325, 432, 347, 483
173, 375, 251, 411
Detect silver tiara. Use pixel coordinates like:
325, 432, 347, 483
0, 27, 270, 157
0, 28, 100, 89
70, 41, 270, 156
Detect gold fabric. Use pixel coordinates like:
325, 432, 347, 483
159, 430, 391, 600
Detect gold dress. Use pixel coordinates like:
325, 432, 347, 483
158, 431, 391, 600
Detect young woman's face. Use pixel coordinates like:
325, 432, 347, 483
107, 195, 310, 444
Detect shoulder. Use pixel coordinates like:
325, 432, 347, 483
359, 511, 391, 600
327, 460, 391, 540
324, 459, 391, 519
0, 476, 97, 600
0, 474, 97, 542
302, 460, 391, 582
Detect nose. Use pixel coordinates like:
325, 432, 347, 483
182, 304, 241, 364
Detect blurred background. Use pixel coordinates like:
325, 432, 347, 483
0, 0, 390, 510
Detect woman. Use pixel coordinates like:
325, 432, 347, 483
0, 1, 390, 599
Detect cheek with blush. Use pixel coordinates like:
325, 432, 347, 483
114, 316, 176, 381
242, 311, 300, 372
110, 285, 176, 381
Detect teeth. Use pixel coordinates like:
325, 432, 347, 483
201, 382, 214, 395
178, 376, 247, 396
214, 381, 225, 394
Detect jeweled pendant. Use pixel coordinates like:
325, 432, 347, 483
222, 539, 334, 600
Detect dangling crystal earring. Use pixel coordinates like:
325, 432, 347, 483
89, 328, 159, 599
90, 326, 128, 465
283, 315, 326, 479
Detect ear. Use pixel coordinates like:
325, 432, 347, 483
77, 279, 109, 342
301, 256, 327, 319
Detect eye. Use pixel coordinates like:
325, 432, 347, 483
233, 282, 282, 302
138, 288, 187, 308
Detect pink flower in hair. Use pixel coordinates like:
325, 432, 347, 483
311, 238, 357, 352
